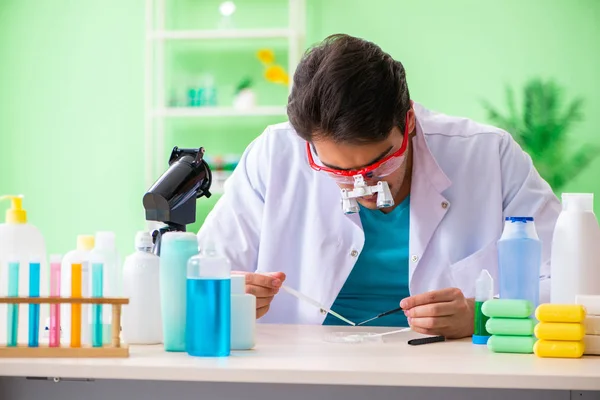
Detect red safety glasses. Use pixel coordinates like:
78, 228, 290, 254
306, 114, 410, 184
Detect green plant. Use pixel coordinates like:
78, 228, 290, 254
235, 77, 253, 94
481, 78, 598, 191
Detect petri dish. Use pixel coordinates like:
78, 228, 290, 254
323, 331, 383, 344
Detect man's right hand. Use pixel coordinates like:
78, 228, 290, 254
240, 271, 286, 319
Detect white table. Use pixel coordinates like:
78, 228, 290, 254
1, 324, 599, 400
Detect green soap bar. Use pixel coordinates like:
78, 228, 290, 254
486, 317, 535, 336
487, 335, 536, 354
481, 299, 533, 318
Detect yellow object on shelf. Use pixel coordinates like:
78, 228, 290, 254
535, 303, 586, 323
534, 322, 585, 341
533, 339, 585, 358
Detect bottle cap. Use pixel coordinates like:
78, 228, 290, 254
135, 231, 153, 249
231, 274, 246, 294
475, 269, 494, 302
95, 231, 116, 250
0, 195, 27, 224
472, 334, 490, 345
562, 193, 594, 212
505, 217, 534, 222
77, 235, 95, 251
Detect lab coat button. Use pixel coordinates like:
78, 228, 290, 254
350, 250, 359, 257
441, 201, 449, 209
411, 255, 419, 263
320, 308, 327, 315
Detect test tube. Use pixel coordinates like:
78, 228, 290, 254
28, 257, 41, 347
49, 254, 62, 347
7, 258, 20, 347
71, 262, 82, 348
91, 258, 104, 347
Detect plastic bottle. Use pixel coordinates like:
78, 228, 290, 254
159, 231, 198, 351
186, 241, 231, 357
122, 231, 162, 345
89, 231, 121, 344
551, 193, 600, 304
497, 217, 542, 313
0, 195, 47, 344
473, 269, 493, 345
60, 235, 94, 345
230, 274, 256, 350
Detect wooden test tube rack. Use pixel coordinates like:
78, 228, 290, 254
0, 296, 129, 358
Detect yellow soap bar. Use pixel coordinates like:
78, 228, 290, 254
535, 304, 586, 323
534, 322, 585, 341
534, 340, 585, 358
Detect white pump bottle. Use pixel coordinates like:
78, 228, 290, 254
0, 195, 47, 344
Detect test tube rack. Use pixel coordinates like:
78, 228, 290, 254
0, 296, 129, 358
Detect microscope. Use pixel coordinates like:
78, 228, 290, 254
143, 146, 213, 255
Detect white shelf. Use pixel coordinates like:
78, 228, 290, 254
154, 106, 287, 118
152, 29, 292, 40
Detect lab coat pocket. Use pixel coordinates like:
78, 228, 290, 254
449, 242, 498, 298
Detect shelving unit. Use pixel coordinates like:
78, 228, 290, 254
144, 0, 306, 190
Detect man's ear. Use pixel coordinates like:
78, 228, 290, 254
407, 107, 416, 134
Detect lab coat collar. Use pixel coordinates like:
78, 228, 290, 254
412, 103, 452, 193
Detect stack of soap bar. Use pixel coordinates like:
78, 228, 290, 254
576, 295, 600, 355
533, 304, 586, 358
482, 299, 537, 353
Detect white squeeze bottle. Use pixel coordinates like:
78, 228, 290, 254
60, 234, 95, 345
89, 231, 121, 344
0, 195, 47, 344
122, 231, 162, 344
551, 193, 600, 303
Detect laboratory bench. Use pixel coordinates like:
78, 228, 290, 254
1, 324, 599, 400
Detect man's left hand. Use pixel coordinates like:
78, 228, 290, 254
400, 288, 474, 339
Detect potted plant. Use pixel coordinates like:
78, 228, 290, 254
481, 78, 598, 192
233, 76, 256, 110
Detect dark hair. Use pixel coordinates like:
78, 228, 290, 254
287, 34, 411, 145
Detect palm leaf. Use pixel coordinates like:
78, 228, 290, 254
481, 78, 596, 191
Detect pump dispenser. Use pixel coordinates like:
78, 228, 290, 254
0, 195, 47, 344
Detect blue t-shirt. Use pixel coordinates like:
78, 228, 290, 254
323, 196, 410, 327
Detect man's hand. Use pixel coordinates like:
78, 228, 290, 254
238, 271, 286, 319
400, 288, 474, 339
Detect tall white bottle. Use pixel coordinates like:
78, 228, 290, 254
89, 231, 121, 344
60, 234, 95, 345
122, 231, 162, 344
551, 193, 600, 303
0, 195, 47, 344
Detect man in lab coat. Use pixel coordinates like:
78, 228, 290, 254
197, 34, 561, 339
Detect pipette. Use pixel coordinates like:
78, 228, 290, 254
356, 306, 404, 326
281, 285, 356, 326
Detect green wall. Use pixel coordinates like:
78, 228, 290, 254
1, 0, 599, 257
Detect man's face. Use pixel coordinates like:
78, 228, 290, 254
310, 112, 414, 210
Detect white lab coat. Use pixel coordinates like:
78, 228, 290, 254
198, 103, 561, 324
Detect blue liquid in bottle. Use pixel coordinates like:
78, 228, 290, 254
498, 217, 542, 315
7, 261, 20, 347
91, 262, 104, 347
28, 260, 41, 347
186, 278, 231, 357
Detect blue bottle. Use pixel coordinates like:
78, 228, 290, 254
159, 232, 199, 352
497, 217, 542, 315
186, 242, 231, 357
